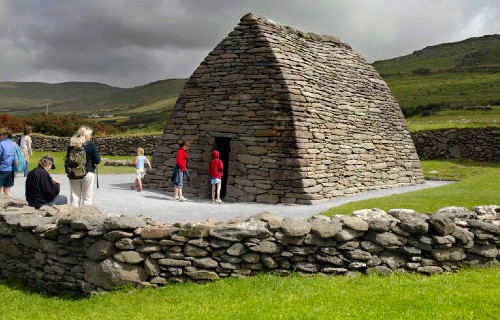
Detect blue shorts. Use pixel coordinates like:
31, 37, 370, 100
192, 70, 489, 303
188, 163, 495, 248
0, 171, 14, 188
211, 178, 221, 185
174, 171, 184, 188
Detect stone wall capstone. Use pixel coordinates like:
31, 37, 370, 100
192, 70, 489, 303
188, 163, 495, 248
0, 196, 498, 296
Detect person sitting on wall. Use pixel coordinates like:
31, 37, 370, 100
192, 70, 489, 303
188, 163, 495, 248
25, 155, 67, 209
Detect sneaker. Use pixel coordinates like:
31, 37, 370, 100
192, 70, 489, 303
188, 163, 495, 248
215, 199, 223, 204
179, 196, 188, 202
173, 196, 180, 201
130, 186, 135, 190
137, 187, 142, 192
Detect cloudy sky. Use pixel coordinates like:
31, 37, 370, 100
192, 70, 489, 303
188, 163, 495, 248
1, 0, 498, 88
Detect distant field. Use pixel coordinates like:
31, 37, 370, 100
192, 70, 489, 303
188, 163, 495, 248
406, 105, 500, 131
384, 71, 499, 109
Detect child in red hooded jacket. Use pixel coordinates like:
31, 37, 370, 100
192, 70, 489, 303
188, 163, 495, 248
208, 150, 224, 204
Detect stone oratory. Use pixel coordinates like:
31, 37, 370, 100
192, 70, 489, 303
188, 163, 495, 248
144, 13, 425, 204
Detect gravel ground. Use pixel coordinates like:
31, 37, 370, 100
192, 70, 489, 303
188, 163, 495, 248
11, 174, 453, 224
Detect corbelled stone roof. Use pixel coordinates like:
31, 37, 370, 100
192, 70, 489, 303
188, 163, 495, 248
144, 13, 424, 204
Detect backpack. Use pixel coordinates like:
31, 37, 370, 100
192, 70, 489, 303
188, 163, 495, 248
65, 146, 87, 179
13, 144, 26, 173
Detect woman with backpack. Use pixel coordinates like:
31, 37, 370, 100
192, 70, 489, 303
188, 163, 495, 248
66, 126, 100, 207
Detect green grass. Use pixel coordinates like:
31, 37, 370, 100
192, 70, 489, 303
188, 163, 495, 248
323, 160, 499, 216
1, 159, 499, 318
384, 71, 500, 109
406, 105, 500, 132
30, 151, 135, 175
1, 267, 499, 320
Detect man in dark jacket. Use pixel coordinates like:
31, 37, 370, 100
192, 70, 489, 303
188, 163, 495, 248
25, 155, 67, 209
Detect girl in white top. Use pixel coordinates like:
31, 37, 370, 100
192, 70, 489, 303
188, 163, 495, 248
131, 147, 152, 192
19, 126, 33, 176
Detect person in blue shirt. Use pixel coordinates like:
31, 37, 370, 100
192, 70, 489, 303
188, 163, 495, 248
0, 127, 15, 197
131, 147, 152, 192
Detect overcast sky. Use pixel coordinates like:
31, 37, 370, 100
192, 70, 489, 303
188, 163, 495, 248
1, 0, 498, 88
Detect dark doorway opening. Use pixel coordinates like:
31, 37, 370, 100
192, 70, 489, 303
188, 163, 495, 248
214, 137, 231, 198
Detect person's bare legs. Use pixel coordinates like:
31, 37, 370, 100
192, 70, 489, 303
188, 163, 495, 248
174, 187, 180, 200
2, 187, 11, 197
216, 184, 221, 201
211, 184, 216, 202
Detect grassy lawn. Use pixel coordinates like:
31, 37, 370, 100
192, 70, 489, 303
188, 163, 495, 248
0, 267, 499, 320
323, 159, 499, 216
406, 105, 500, 132
3, 158, 499, 319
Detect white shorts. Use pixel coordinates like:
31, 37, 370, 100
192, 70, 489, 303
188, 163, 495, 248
136, 169, 145, 180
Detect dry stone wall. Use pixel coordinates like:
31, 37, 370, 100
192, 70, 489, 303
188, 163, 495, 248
30, 133, 157, 156
29, 129, 499, 162
1, 196, 498, 296
413, 127, 499, 161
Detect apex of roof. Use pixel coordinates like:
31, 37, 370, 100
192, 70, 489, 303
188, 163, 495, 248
240, 13, 347, 47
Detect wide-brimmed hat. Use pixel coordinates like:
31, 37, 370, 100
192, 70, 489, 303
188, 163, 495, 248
41, 155, 56, 169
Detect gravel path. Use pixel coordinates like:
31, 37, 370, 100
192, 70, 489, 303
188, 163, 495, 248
11, 174, 453, 223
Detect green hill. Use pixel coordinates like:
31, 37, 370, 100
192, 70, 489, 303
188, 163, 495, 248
372, 34, 500, 110
0, 79, 186, 116
1, 35, 498, 132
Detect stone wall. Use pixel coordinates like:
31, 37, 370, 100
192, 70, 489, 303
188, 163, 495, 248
1, 196, 498, 296
29, 128, 499, 161
412, 127, 499, 161
30, 133, 157, 156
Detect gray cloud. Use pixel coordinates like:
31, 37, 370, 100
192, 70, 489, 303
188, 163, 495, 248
1, 0, 498, 87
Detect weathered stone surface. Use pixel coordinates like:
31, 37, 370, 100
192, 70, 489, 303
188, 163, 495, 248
338, 216, 369, 231
428, 217, 455, 236
417, 266, 444, 274
113, 251, 146, 264
103, 217, 147, 230
467, 244, 498, 258
184, 270, 219, 280
400, 218, 429, 235
210, 221, 272, 241
141, 227, 179, 239
249, 241, 281, 254
83, 258, 148, 290
334, 228, 364, 241
87, 240, 116, 261
364, 231, 407, 247
281, 218, 312, 237
468, 220, 500, 235
431, 247, 466, 262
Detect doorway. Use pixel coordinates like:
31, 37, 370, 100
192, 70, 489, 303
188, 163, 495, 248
214, 137, 231, 198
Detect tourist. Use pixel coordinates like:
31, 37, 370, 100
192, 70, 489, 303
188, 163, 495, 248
25, 155, 67, 209
208, 149, 224, 204
67, 126, 100, 207
131, 147, 152, 192
171, 140, 190, 201
0, 127, 15, 197
18, 126, 33, 176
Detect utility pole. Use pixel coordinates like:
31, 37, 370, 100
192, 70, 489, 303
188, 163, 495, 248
43, 99, 52, 115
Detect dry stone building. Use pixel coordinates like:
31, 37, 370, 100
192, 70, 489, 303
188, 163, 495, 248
144, 13, 424, 204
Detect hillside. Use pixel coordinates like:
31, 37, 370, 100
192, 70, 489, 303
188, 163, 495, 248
1, 35, 498, 131
0, 79, 186, 116
372, 34, 500, 110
